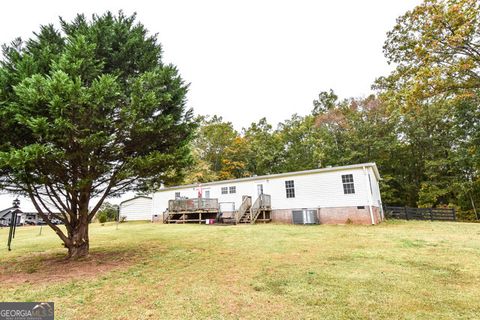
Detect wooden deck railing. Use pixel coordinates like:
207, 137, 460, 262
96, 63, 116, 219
250, 194, 271, 223
168, 198, 219, 212
235, 196, 252, 223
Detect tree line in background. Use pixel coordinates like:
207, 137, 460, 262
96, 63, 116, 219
0, 0, 478, 260
182, 0, 480, 220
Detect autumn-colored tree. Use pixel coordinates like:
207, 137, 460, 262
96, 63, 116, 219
185, 0, 479, 219
313, 92, 403, 204
379, 0, 480, 101
375, 0, 480, 216
219, 137, 251, 180
182, 148, 218, 184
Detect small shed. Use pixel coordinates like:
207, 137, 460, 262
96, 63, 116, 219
119, 196, 153, 221
0, 207, 24, 227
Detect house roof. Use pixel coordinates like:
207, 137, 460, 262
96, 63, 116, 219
0, 206, 22, 219
120, 195, 153, 205
157, 162, 381, 192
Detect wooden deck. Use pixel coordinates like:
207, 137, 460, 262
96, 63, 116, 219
164, 211, 219, 224
163, 194, 272, 224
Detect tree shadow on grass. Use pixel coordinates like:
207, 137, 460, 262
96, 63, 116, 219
0, 245, 164, 285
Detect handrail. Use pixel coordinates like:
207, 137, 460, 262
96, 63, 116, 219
163, 211, 170, 223
250, 194, 271, 223
235, 196, 251, 223
250, 196, 261, 221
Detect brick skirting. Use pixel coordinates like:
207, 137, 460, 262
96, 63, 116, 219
271, 206, 382, 225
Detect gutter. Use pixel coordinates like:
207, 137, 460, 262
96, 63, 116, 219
363, 166, 375, 225
158, 162, 381, 192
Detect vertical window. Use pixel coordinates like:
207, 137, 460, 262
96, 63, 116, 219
221, 187, 228, 194
285, 180, 295, 198
229, 186, 236, 194
205, 190, 210, 198
342, 174, 355, 194
175, 192, 181, 199
257, 184, 263, 196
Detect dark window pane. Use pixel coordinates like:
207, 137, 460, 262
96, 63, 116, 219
285, 180, 295, 198
342, 174, 355, 194
343, 183, 355, 194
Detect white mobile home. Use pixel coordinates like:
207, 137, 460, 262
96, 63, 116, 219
119, 196, 153, 221
153, 163, 384, 224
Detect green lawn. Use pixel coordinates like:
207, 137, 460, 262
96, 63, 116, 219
1, 221, 479, 319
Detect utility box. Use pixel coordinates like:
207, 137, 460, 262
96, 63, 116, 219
292, 209, 319, 225
219, 202, 235, 213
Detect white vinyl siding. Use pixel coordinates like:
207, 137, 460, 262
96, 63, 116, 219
120, 197, 153, 221
152, 166, 381, 215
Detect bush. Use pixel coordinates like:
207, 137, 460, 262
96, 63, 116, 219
96, 202, 119, 222
98, 213, 107, 224
456, 209, 478, 222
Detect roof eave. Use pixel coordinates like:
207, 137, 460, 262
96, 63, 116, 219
157, 162, 382, 192
120, 195, 153, 205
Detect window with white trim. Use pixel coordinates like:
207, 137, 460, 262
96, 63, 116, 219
221, 187, 228, 194
285, 180, 295, 198
342, 174, 355, 194
229, 186, 236, 194
175, 192, 181, 199
257, 184, 263, 196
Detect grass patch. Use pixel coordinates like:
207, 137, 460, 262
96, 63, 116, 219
400, 238, 429, 248
0, 221, 479, 319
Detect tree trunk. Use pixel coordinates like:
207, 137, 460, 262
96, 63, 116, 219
66, 221, 89, 259
470, 192, 479, 220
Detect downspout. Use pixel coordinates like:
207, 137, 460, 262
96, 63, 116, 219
363, 166, 375, 225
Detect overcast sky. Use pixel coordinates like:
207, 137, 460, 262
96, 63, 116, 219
0, 0, 421, 210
